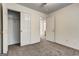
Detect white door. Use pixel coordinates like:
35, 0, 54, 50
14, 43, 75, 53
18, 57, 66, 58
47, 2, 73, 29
55, 5, 79, 49
46, 16, 55, 42
20, 12, 31, 46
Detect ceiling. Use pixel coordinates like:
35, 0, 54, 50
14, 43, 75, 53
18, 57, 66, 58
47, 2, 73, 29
19, 3, 72, 14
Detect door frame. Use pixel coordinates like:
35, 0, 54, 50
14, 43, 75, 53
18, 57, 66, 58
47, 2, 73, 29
8, 9, 21, 45
2, 4, 22, 54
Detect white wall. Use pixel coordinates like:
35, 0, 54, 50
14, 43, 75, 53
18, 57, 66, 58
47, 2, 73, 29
47, 4, 79, 50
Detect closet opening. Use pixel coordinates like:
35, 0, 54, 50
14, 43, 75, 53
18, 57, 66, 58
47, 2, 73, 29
8, 9, 20, 46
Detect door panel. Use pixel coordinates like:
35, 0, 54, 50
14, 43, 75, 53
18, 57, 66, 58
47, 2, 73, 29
55, 4, 79, 49
20, 12, 31, 46
46, 16, 55, 42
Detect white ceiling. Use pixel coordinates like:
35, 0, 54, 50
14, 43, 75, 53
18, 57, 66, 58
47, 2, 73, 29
19, 3, 72, 14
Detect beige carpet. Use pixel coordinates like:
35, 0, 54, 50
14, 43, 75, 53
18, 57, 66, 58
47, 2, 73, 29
1, 39, 79, 56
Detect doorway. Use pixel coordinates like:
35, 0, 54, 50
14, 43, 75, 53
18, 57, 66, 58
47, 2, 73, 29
8, 10, 20, 45
40, 17, 46, 40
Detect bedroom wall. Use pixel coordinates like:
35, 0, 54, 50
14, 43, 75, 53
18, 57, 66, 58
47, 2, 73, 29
47, 4, 79, 50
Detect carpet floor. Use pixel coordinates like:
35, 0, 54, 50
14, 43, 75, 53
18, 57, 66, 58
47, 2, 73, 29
1, 39, 79, 56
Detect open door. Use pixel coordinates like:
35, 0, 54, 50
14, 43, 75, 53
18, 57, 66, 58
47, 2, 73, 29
20, 12, 31, 46
46, 16, 55, 42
